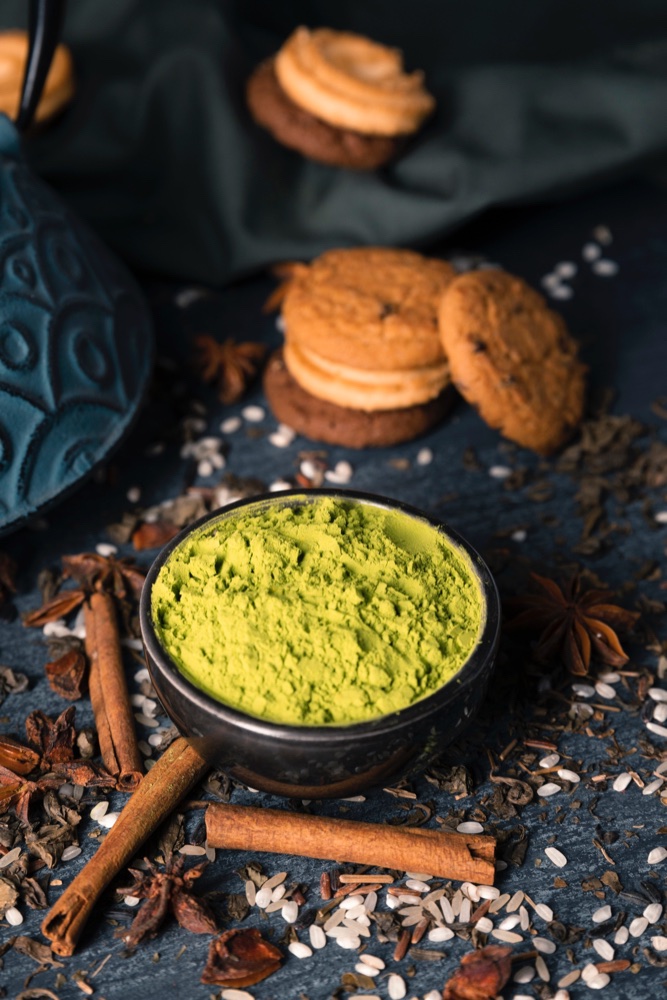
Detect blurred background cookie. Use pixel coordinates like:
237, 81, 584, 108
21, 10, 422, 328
264, 247, 455, 447
247, 27, 434, 170
0, 29, 74, 123
438, 269, 587, 455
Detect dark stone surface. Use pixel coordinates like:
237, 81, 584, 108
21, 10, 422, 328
0, 179, 666, 998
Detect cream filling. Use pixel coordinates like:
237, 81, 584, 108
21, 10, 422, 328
275, 27, 435, 137
284, 341, 449, 411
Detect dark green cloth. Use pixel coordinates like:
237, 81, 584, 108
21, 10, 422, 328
3, 0, 667, 283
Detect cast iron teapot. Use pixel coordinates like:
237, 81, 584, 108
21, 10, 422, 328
0, 0, 153, 534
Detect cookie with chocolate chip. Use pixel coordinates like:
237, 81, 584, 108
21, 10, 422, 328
438, 269, 586, 455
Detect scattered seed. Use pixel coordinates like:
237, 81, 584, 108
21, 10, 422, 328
336, 933, 362, 950
582, 242, 601, 261
651, 936, 667, 951
507, 891, 525, 912
499, 915, 521, 931
387, 973, 407, 999
595, 682, 616, 700
558, 969, 581, 988
241, 405, 265, 422
178, 845, 207, 856
614, 926, 629, 945
489, 465, 512, 479
592, 259, 619, 277
572, 684, 595, 699
281, 900, 298, 923
555, 261, 577, 279
98, 812, 119, 829
612, 772, 632, 792
492, 930, 523, 943
514, 966, 536, 984
535, 955, 550, 982
550, 284, 573, 300
537, 782, 561, 797
416, 448, 433, 466
221, 991, 255, 1000
557, 768, 580, 784
544, 846, 567, 868
645, 903, 663, 924
629, 916, 649, 937
477, 886, 500, 900
511, 529, 527, 542
428, 926, 455, 942
593, 939, 614, 961
534, 903, 554, 922
648, 847, 667, 865
646, 722, 667, 737
534, 937, 557, 954
476, 917, 493, 934
61, 846, 82, 862
592, 905, 612, 923
255, 886, 273, 909
456, 821, 484, 835
539, 753, 561, 768
134, 712, 160, 729
587, 972, 611, 989
648, 687, 667, 702
582, 963, 600, 983
0, 847, 22, 870
5, 907, 23, 926
405, 879, 431, 892
289, 941, 313, 959
355, 961, 379, 977
642, 778, 664, 796
308, 924, 326, 950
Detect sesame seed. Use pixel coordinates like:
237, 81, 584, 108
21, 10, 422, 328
592, 905, 612, 923
587, 972, 611, 989
0, 847, 21, 870
513, 966, 535, 983
646, 722, 667, 737
124, 895, 141, 907
134, 713, 160, 728
95, 543, 117, 557
477, 886, 500, 900
98, 812, 119, 829
654, 511, 667, 525
281, 900, 298, 923
558, 969, 581, 988
360, 954, 385, 970
535, 955, 550, 982
177, 845, 207, 856
582, 963, 600, 983
507, 891, 525, 912
540, 753, 560, 768
477, 917, 494, 933
456, 821, 484, 835
90, 802, 109, 823
336, 933, 362, 950
428, 926, 455, 942
592, 225, 612, 245
221, 991, 255, 1000
557, 768, 580, 784
651, 936, 667, 951
572, 683, 595, 698
614, 926, 629, 945
534, 903, 554, 922
654, 704, 667, 723
355, 962, 379, 977
255, 886, 273, 909
555, 261, 577, 279
269, 479, 292, 492
541, 273, 561, 290
595, 682, 616, 700
534, 937, 557, 954
416, 448, 433, 466
492, 930, 524, 943
498, 915, 521, 931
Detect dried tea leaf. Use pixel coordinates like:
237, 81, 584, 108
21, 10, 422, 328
0, 664, 28, 706
12, 936, 64, 968
25, 823, 77, 869
226, 892, 251, 922
442, 944, 512, 1000
201, 927, 282, 987
20, 876, 49, 910
0, 876, 19, 915
424, 764, 474, 797
25, 708, 76, 766
44, 649, 87, 701
600, 870, 623, 894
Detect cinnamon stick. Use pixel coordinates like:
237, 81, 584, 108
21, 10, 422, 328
206, 804, 496, 884
42, 737, 208, 956
84, 592, 143, 791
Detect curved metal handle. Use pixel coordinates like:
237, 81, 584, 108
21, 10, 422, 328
15, 0, 67, 132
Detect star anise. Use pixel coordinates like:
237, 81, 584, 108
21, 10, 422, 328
442, 944, 512, 1000
195, 335, 266, 404
22, 552, 146, 629
506, 572, 640, 676
0, 708, 113, 825
201, 927, 283, 988
116, 855, 217, 950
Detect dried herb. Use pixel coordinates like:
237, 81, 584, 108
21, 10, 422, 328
0, 664, 28, 706
195, 335, 266, 404
506, 572, 639, 675
116, 855, 217, 950
44, 648, 87, 701
442, 944, 512, 1000
201, 927, 283, 988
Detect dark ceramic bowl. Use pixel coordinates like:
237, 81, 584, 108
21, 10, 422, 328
140, 489, 500, 798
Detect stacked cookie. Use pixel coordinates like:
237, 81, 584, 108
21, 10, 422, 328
264, 249, 587, 455
247, 27, 435, 170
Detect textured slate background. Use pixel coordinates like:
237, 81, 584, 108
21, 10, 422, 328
0, 178, 666, 999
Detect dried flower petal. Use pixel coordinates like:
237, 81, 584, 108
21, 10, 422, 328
201, 927, 283, 987
442, 944, 512, 1000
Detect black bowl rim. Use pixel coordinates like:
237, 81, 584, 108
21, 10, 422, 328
140, 488, 501, 745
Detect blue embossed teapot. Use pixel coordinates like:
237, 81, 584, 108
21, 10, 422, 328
0, 0, 153, 534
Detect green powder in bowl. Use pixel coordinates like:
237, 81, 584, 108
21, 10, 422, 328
151, 495, 485, 725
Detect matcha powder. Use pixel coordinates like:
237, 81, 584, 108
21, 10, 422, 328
152, 497, 484, 725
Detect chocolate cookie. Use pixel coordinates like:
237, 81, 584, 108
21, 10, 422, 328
263, 349, 455, 449
439, 269, 586, 455
246, 58, 399, 170
282, 247, 455, 372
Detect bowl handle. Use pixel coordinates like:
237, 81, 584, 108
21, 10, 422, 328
15, 0, 67, 132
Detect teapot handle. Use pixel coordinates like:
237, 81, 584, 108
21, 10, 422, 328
15, 0, 67, 132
